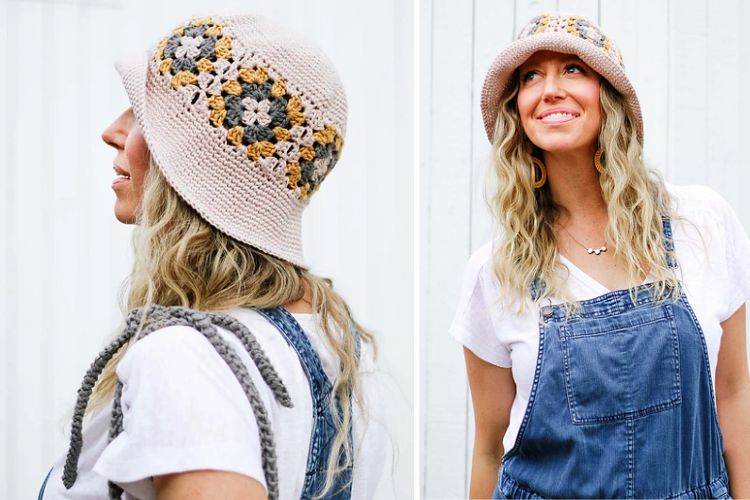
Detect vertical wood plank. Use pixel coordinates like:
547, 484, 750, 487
668, 0, 708, 183
706, 0, 740, 199
737, 0, 750, 215
418, 0, 433, 493
422, 0, 474, 496
12, 4, 47, 494
600, 0, 670, 174
0, 0, 8, 495
556, 0, 598, 21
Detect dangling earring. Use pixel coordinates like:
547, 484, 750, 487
594, 147, 605, 173
526, 143, 546, 189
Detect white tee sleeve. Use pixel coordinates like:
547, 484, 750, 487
715, 193, 750, 322
449, 243, 512, 367
92, 325, 268, 495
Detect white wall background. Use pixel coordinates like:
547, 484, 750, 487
0, 0, 413, 498
421, 0, 750, 497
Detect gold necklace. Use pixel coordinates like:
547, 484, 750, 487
562, 226, 608, 256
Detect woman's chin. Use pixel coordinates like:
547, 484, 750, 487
114, 203, 137, 225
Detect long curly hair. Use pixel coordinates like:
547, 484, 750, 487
488, 70, 683, 318
87, 159, 374, 497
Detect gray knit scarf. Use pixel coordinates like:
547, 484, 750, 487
61, 305, 292, 499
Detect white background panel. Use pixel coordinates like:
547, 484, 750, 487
421, 0, 750, 497
1, 0, 413, 498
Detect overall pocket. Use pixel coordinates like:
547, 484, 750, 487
559, 301, 681, 425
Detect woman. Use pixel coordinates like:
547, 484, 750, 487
451, 13, 750, 498
39, 14, 384, 500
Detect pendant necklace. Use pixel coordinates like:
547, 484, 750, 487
562, 226, 608, 256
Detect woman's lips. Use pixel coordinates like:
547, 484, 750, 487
112, 165, 131, 189
112, 176, 130, 188
112, 174, 130, 188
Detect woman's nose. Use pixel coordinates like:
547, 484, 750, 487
101, 121, 123, 149
541, 75, 566, 101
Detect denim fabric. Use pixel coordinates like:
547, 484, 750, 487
37, 467, 52, 499
259, 307, 358, 500
495, 218, 731, 499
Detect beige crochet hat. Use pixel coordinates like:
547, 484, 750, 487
480, 13, 643, 144
116, 14, 347, 267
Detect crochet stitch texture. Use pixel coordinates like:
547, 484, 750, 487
155, 18, 343, 199
116, 15, 348, 267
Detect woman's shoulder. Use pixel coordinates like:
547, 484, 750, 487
664, 181, 731, 217
114, 309, 293, 381
454, 241, 501, 312
116, 307, 375, 385
461, 241, 496, 282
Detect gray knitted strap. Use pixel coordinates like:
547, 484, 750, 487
206, 311, 291, 405
61, 310, 142, 489
63, 305, 291, 500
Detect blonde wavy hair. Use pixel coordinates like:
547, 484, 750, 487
489, 71, 684, 318
87, 159, 374, 497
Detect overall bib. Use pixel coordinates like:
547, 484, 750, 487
38, 307, 357, 500
494, 217, 731, 499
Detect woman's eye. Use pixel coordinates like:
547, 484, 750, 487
522, 70, 537, 82
566, 64, 584, 74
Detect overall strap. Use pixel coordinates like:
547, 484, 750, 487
258, 307, 359, 499
661, 215, 678, 269
530, 277, 546, 302
62, 306, 292, 500
259, 308, 334, 404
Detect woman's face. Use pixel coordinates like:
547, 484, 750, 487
101, 108, 150, 224
516, 51, 602, 155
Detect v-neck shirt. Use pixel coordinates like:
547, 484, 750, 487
450, 182, 750, 455
558, 253, 655, 295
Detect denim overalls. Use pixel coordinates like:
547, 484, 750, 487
494, 217, 732, 499
39, 306, 356, 500
259, 307, 357, 499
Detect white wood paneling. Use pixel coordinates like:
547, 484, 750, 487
422, 0, 474, 498
0, 0, 7, 493
418, 0, 433, 493
669, 0, 709, 184
422, 0, 750, 497
706, 0, 740, 197
600, 0, 670, 171
1, 1, 413, 498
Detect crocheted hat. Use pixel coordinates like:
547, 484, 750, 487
480, 13, 643, 144
115, 14, 347, 267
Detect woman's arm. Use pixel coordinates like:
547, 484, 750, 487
464, 347, 516, 499
716, 304, 750, 497
153, 470, 267, 500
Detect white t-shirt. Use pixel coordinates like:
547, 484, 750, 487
450, 183, 750, 455
42, 308, 387, 499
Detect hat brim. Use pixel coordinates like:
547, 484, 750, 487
480, 32, 643, 144
115, 53, 149, 140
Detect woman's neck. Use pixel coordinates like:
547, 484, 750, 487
544, 147, 607, 224
283, 283, 314, 313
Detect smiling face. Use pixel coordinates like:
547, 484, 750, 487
516, 51, 602, 156
101, 108, 150, 224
